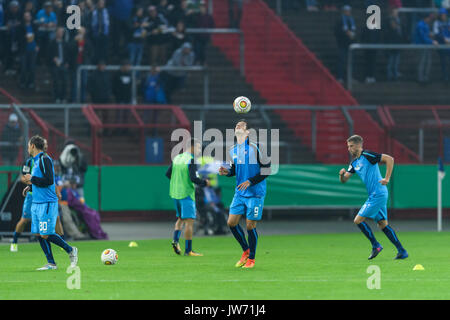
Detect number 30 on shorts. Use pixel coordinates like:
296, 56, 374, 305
39, 221, 48, 232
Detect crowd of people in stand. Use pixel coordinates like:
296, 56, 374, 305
0, 0, 215, 103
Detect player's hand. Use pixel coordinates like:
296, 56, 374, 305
237, 180, 251, 191
219, 166, 229, 176
23, 174, 32, 185
379, 178, 390, 185
205, 179, 211, 187
339, 168, 346, 176
22, 186, 30, 197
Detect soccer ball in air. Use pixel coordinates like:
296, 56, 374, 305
101, 249, 118, 265
233, 96, 251, 114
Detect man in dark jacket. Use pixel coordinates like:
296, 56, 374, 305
385, 8, 405, 81
334, 5, 356, 83
18, 11, 39, 89
68, 27, 93, 103
193, 2, 214, 65
49, 27, 69, 103
88, 60, 111, 134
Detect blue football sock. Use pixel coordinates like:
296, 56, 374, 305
357, 222, 380, 248
47, 234, 72, 254
382, 225, 404, 252
247, 228, 258, 260
173, 230, 181, 243
38, 237, 55, 264
185, 240, 192, 253
229, 224, 249, 252
12, 231, 20, 244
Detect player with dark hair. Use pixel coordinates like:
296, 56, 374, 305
166, 138, 210, 256
339, 135, 408, 260
10, 139, 64, 252
22, 135, 78, 270
219, 119, 271, 269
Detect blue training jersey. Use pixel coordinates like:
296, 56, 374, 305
228, 138, 269, 198
31, 152, 58, 203
347, 150, 388, 197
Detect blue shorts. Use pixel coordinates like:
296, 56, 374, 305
22, 194, 33, 219
31, 202, 59, 235
229, 195, 264, 221
173, 196, 196, 220
357, 193, 388, 222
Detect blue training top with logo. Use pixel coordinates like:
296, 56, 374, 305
228, 138, 269, 198
30, 152, 58, 203
347, 150, 388, 197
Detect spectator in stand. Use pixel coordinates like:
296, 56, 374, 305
49, 27, 69, 103
323, 0, 339, 11
68, 26, 93, 103
388, 0, 403, 9
414, 13, 439, 84
385, 8, 405, 81
87, 60, 112, 134
334, 5, 356, 83
128, 6, 147, 66
361, 13, 382, 84
35, 1, 57, 66
90, 0, 110, 64
53, 0, 67, 28
158, 0, 176, 24
228, 0, 243, 28
194, 2, 214, 65
146, 5, 169, 65
109, 0, 134, 61
169, 0, 189, 27
168, 20, 189, 58
161, 41, 195, 103
18, 11, 39, 90
143, 65, 167, 104
306, 0, 319, 11
24, 1, 37, 17
88, 59, 111, 103
112, 59, 133, 131
1, 113, 22, 166
4, 1, 22, 75
433, 8, 450, 82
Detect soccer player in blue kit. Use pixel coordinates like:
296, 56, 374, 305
339, 135, 408, 260
219, 120, 270, 269
23, 135, 78, 270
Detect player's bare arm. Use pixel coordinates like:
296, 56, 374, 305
379, 154, 394, 185
339, 168, 352, 183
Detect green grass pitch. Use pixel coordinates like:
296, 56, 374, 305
1, 231, 450, 300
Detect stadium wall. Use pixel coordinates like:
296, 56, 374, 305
1, 165, 447, 212
91, 165, 449, 211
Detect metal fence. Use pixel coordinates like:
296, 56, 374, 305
0, 103, 449, 166
347, 43, 450, 91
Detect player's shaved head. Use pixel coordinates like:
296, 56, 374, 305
347, 135, 363, 145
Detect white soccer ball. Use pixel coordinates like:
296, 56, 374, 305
101, 248, 118, 265
233, 96, 251, 114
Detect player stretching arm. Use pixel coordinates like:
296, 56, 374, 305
339, 135, 408, 260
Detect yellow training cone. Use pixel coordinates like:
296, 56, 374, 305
128, 241, 138, 247
413, 264, 424, 271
